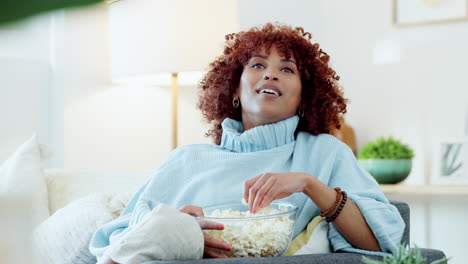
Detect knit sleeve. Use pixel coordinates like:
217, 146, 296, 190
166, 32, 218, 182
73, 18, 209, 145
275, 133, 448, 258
327, 144, 405, 256
127, 147, 185, 226
89, 148, 183, 259
89, 179, 154, 260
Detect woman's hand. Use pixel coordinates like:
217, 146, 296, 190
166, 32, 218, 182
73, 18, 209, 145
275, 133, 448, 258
243, 172, 310, 213
179, 205, 232, 258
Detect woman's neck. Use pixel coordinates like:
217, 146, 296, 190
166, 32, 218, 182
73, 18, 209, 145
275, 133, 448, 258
241, 113, 295, 131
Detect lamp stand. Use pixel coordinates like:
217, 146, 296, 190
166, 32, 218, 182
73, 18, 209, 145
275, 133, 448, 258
171, 73, 179, 150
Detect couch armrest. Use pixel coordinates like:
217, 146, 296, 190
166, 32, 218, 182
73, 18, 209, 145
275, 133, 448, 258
389, 200, 410, 244
143, 248, 446, 264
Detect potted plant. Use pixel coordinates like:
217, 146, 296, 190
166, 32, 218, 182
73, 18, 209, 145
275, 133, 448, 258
362, 243, 448, 264
357, 137, 414, 184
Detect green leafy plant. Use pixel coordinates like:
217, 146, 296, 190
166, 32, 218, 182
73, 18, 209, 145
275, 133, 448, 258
358, 137, 414, 160
362, 243, 449, 264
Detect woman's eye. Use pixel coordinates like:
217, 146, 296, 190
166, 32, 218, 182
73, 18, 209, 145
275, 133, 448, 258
282, 67, 294, 74
251, 63, 265, 69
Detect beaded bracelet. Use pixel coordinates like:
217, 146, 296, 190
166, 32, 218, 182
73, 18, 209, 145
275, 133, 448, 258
326, 191, 347, 223
319, 187, 342, 217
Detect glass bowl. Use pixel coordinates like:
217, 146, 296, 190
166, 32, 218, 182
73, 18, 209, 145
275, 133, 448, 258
198, 201, 298, 258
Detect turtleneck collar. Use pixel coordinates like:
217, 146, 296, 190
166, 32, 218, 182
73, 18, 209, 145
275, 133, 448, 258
220, 115, 299, 152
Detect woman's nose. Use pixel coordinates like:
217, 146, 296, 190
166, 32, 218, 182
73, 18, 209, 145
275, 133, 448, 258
263, 75, 279, 81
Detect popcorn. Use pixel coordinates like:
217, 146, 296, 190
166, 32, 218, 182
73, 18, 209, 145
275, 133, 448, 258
203, 206, 295, 257
241, 197, 248, 206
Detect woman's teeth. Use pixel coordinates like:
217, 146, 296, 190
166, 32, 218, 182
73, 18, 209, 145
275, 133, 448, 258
260, 89, 279, 96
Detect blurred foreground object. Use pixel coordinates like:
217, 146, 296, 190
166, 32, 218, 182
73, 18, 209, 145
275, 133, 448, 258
0, 0, 102, 24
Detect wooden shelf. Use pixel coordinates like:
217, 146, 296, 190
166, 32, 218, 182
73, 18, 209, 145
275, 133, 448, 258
380, 184, 468, 195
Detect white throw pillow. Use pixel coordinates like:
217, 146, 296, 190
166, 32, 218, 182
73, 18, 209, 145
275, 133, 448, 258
293, 220, 331, 255
32, 193, 114, 264
284, 216, 331, 256
45, 169, 153, 214
0, 134, 50, 227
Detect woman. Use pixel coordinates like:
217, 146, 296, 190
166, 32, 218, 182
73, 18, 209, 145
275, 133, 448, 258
90, 23, 404, 263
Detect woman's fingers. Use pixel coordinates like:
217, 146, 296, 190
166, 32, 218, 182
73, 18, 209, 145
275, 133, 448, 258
245, 172, 308, 212
201, 226, 231, 258
179, 205, 231, 258
245, 173, 278, 213
259, 181, 283, 210
179, 205, 204, 216
204, 247, 228, 258
179, 205, 225, 230
204, 234, 231, 251
251, 177, 276, 213
246, 173, 271, 212
195, 218, 224, 230
243, 174, 261, 204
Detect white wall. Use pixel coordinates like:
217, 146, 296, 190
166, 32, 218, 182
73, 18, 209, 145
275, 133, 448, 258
0, 58, 50, 161
64, 84, 173, 170
0, 4, 112, 168
0, 15, 53, 164
61, 5, 110, 107
178, 83, 214, 147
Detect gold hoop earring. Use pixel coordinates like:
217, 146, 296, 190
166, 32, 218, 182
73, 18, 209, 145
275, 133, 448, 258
233, 98, 240, 108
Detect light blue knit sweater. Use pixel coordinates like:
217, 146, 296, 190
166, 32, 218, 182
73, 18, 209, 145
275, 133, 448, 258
89, 116, 404, 259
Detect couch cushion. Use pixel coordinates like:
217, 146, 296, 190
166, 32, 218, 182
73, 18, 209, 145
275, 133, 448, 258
284, 216, 330, 255
45, 169, 154, 214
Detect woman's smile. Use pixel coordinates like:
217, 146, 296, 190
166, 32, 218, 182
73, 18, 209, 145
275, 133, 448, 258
256, 84, 282, 97
237, 45, 302, 130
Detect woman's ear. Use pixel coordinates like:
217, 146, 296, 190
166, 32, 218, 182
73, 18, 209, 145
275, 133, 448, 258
233, 88, 240, 100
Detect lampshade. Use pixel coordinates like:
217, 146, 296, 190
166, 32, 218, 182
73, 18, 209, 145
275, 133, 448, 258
108, 0, 239, 149
109, 0, 239, 82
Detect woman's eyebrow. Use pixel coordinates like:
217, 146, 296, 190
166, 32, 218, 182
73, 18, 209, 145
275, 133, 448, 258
251, 55, 267, 60
250, 55, 297, 66
281, 58, 297, 66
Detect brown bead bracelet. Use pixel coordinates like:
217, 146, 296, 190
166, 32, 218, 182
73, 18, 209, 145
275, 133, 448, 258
320, 187, 342, 217
326, 191, 347, 223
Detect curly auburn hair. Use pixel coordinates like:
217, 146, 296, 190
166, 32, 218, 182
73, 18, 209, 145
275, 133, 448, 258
198, 23, 347, 145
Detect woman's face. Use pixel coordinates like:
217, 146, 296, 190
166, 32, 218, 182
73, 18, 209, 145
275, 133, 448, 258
237, 46, 302, 130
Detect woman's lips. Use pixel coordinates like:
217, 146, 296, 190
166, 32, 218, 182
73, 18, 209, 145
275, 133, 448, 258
256, 84, 282, 96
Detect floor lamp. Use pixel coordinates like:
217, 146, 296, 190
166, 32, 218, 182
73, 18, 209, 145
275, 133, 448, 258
108, 0, 239, 149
